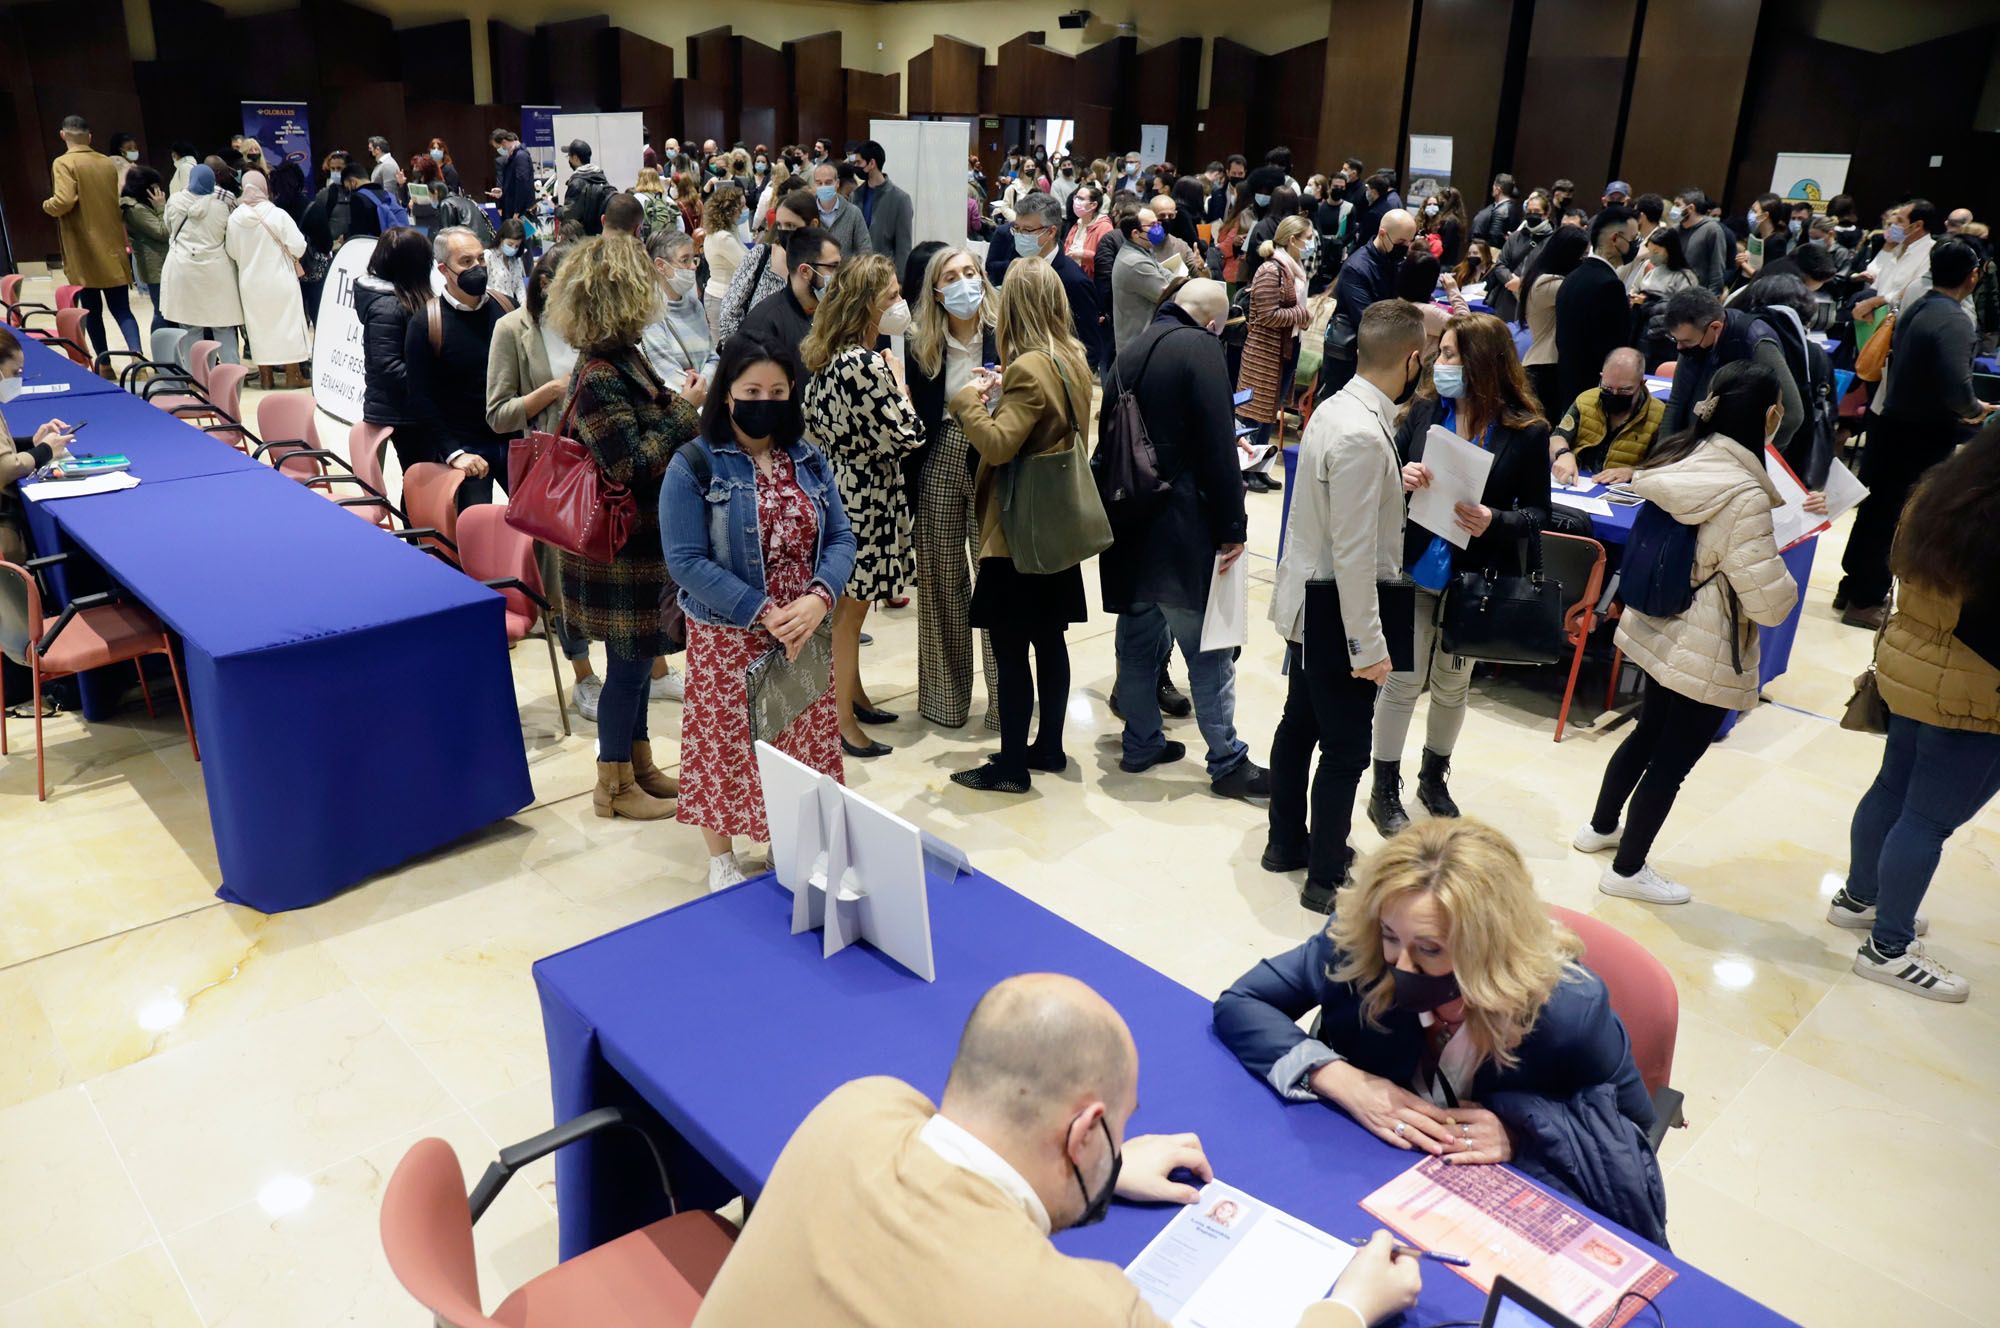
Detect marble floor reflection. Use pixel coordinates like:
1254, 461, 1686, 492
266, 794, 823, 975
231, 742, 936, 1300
2, 272, 1995, 1327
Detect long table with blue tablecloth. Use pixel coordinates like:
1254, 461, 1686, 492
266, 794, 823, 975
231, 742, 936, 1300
5, 339, 532, 911
533, 870, 1796, 1327
11, 334, 130, 398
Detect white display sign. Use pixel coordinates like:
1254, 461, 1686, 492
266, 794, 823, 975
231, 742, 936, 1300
311, 237, 377, 426
1139, 123, 1169, 169
871, 118, 976, 259
1408, 134, 1454, 175
551, 111, 647, 192
1771, 153, 1850, 214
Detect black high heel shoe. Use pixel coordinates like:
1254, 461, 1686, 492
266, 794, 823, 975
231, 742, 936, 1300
842, 736, 893, 759
853, 703, 899, 726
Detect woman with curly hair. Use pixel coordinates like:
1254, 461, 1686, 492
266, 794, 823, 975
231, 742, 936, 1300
801, 253, 926, 757
545, 235, 703, 821
701, 183, 748, 341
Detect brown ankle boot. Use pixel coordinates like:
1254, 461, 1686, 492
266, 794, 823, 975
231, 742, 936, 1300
256, 364, 275, 390
630, 739, 680, 797
593, 760, 674, 820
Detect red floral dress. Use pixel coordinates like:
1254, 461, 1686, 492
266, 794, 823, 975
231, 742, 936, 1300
677, 451, 844, 840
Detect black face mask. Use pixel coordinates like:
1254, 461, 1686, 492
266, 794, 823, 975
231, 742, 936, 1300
1388, 241, 1410, 263
453, 265, 489, 300
731, 397, 791, 441
1389, 965, 1462, 1012
1068, 1115, 1122, 1228
1599, 388, 1637, 415
1394, 352, 1421, 406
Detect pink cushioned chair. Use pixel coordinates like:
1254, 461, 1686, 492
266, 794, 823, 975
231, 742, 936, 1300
345, 423, 401, 529
1548, 904, 1685, 1150
381, 1112, 735, 1327
457, 504, 570, 736
401, 462, 467, 565
252, 391, 344, 480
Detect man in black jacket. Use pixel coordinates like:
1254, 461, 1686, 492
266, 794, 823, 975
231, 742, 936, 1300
1837, 239, 1997, 627
1101, 280, 1269, 801
405, 226, 514, 506
1554, 207, 1639, 423
561, 140, 615, 235
1010, 191, 1107, 369
734, 225, 839, 367
489, 128, 536, 221
1317, 208, 1414, 403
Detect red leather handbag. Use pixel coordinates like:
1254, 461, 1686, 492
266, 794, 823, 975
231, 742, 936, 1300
503, 359, 637, 563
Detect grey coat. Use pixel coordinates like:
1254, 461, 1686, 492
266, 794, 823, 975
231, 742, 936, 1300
817, 197, 873, 262
863, 178, 914, 277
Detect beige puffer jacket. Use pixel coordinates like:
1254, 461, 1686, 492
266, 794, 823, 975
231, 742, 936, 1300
1878, 581, 2000, 734
1614, 434, 1800, 711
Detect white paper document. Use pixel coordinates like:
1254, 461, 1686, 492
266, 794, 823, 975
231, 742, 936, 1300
1200, 552, 1250, 652
22, 472, 139, 501
1126, 1181, 1357, 1328
1408, 426, 1494, 550
1764, 445, 1828, 551
1550, 492, 1614, 518
1238, 442, 1274, 472
1552, 476, 1600, 494
15, 382, 72, 396
1162, 253, 1189, 278
1820, 456, 1869, 524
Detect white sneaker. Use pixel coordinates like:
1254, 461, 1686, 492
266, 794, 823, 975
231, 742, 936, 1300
1853, 939, 1969, 1002
1825, 885, 1928, 936
1599, 863, 1691, 905
571, 674, 602, 723
657, 664, 686, 703
1573, 822, 1623, 854
707, 852, 746, 893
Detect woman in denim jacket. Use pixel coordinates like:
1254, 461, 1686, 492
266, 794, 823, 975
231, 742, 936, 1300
663, 336, 857, 892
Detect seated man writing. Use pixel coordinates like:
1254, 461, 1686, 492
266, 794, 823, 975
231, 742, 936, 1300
1549, 347, 1664, 486
694, 972, 1421, 1327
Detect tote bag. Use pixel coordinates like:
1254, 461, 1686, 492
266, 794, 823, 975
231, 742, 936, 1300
997, 353, 1113, 575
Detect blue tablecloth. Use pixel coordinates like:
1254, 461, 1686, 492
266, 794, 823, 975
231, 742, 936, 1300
19, 464, 531, 910
9, 389, 262, 488
534, 871, 1794, 1327
10, 333, 127, 397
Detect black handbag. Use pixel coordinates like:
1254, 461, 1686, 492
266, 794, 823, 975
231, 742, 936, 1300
1437, 523, 1566, 665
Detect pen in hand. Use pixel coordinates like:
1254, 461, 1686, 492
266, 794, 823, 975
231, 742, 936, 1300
1349, 1237, 1471, 1267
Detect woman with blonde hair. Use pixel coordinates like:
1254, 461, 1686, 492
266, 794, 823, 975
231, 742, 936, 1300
1215, 819, 1666, 1243
801, 253, 926, 756
701, 184, 748, 341
945, 258, 1096, 793
546, 234, 702, 820
906, 244, 1001, 728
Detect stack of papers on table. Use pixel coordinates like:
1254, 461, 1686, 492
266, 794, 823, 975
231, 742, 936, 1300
1125, 1181, 1357, 1328
15, 382, 72, 396
1362, 1155, 1675, 1328
1550, 492, 1615, 518
22, 472, 140, 501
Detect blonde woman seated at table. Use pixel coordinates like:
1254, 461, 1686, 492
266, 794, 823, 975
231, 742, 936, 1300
1213, 819, 1667, 1246
663, 337, 856, 892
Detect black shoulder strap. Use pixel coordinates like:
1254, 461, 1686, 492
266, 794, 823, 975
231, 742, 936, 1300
683, 438, 713, 487
1115, 324, 1195, 397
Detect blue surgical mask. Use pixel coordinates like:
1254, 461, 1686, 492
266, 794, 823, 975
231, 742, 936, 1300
1787, 219, 1802, 238
1747, 208, 1760, 230
501, 242, 519, 257
815, 183, 838, 208
1667, 205, 1686, 226
1254, 193, 1272, 208
939, 276, 984, 318
1886, 223, 1907, 245
1014, 228, 1044, 258
1145, 222, 1166, 246
1432, 364, 1466, 399
430, 148, 444, 162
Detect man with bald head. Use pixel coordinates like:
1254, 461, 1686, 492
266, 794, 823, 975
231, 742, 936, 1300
1549, 346, 1665, 485
1100, 278, 1269, 800
1317, 207, 1415, 402
693, 973, 1420, 1327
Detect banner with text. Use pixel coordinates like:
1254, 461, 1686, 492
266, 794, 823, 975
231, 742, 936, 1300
523, 106, 560, 172
242, 101, 312, 173
311, 238, 377, 426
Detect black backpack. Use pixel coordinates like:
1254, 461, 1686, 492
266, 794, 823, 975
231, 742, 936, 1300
564, 176, 615, 234
1618, 500, 1744, 672
1091, 326, 1193, 520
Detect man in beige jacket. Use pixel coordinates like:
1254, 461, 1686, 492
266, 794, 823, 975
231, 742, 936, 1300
694, 973, 1421, 1328
41, 115, 142, 363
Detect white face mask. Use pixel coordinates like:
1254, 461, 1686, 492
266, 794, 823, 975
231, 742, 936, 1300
124, 149, 140, 162
666, 267, 697, 297
877, 298, 912, 336
0, 376, 21, 403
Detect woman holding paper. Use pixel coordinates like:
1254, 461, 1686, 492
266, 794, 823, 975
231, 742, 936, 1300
1214, 818, 1667, 1245
1370, 314, 1549, 835
663, 337, 855, 892
1574, 361, 1799, 905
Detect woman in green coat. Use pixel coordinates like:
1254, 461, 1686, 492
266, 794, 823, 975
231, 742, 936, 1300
120, 166, 171, 336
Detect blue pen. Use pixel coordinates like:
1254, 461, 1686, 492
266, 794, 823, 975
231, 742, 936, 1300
1350, 1237, 1472, 1267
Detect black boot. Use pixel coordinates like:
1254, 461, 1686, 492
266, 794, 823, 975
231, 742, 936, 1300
1366, 759, 1411, 835
1417, 748, 1460, 818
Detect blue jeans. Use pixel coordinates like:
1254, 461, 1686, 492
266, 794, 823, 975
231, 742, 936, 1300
1846, 714, 2000, 953
595, 648, 653, 761
555, 617, 592, 662
1115, 602, 1249, 779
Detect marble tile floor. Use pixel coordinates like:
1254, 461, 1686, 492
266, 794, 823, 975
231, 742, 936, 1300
3, 271, 1997, 1326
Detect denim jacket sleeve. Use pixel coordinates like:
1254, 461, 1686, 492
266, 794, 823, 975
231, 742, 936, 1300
661, 449, 769, 628
805, 446, 858, 601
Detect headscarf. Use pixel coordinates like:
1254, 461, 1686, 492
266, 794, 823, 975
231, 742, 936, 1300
238, 171, 270, 207
189, 164, 217, 196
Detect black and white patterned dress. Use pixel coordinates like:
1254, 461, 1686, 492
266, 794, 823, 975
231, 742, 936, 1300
802, 345, 926, 601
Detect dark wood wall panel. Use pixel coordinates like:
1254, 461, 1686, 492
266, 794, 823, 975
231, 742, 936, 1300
1726, 30, 1868, 217
738, 38, 787, 152
405, 98, 497, 193
1075, 37, 1136, 153
931, 37, 984, 117
786, 32, 845, 148
303, 0, 396, 90
1317, 0, 1414, 178
487, 20, 539, 108
906, 51, 935, 117
151, 0, 228, 65
1621, 0, 1762, 197
541, 16, 611, 112
398, 21, 475, 107
1511, 0, 1636, 196
323, 82, 406, 172
236, 10, 318, 100
1848, 26, 1999, 223
844, 70, 900, 147
687, 26, 739, 146
1259, 40, 1326, 181
611, 30, 675, 110
1134, 38, 1201, 170
1197, 39, 1258, 169
1406, 0, 1512, 196
0, 0, 140, 261
994, 32, 1072, 117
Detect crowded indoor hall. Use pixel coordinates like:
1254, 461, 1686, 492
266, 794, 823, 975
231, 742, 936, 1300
2, 0, 1998, 1324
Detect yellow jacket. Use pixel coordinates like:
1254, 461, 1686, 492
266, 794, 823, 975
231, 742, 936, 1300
42, 144, 128, 288
1555, 389, 1665, 473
